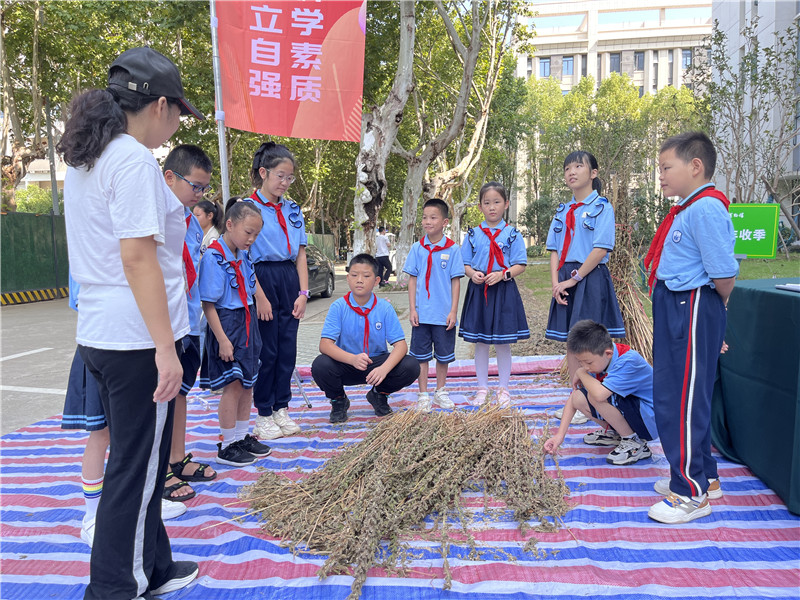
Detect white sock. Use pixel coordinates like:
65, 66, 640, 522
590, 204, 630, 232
475, 343, 490, 388
82, 475, 103, 520
235, 420, 250, 441
220, 426, 235, 447
495, 344, 512, 388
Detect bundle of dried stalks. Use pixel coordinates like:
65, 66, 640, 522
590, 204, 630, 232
243, 406, 570, 599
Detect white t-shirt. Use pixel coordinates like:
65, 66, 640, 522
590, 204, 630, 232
376, 233, 390, 257
65, 134, 190, 350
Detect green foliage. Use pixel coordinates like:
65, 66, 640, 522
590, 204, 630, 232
14, 186, 63, 214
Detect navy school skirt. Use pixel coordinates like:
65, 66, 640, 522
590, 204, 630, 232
459, 279, 530, 345
62, 348, 106, 431
200, 305, 262, 390
545, 261, 625, 342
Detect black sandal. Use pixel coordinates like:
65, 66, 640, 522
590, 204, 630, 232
163, 471, 196, 502
170, 453, 217, 483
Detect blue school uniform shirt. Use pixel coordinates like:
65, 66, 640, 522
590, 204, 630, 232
403, 236, 465, 325
545, 191, 615, 264
321, 293, 406, 357
246, 191, 308, 263
656, 183, 739, 292
594, 345, 658, 439
461, 220, 527, 272
198, 236, 258, 310
184, 207, 204, 335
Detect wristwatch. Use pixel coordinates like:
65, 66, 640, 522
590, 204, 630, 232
570, 269, 583, 282
503, 269, 513, 281
298, 290, 310, 297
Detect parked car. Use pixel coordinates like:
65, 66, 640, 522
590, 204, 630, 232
305, 243, 335, 298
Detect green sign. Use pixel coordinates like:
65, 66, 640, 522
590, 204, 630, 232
729, 203, 779, 258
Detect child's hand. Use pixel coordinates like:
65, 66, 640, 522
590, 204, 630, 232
720, 340, 729, 354
351, 352, 372, 371
484, 271, 504, 286
552, 279, 575, 305
471, 271, 486, 285
445, 310, 457, 330
256, 295, 273, 321
153, 347, 183, 403
571, 368, 586, 390
292, 294, 307, 320
218, 338, 235, 362
366, 364, 389, 386
409, 309, 419, 327
543, 437, 561, 455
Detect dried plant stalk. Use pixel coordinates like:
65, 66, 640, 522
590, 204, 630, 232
242, 407, 570, 599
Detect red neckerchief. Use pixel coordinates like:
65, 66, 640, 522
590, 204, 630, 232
596, 343, 630, 383
208, 239, 251, 347
343, 292, 377, 354
182, 215, 197, 296
479, 224, 508, 303
557, 201, 586, 270
420, 236, 455, 299
251, 190, 291, 255
644, 187, 730, 294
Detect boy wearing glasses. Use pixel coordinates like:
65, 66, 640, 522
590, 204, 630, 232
161, 145, 218, 504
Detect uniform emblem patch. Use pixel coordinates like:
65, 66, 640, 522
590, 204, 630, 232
375, 321, 382, 330
672, 230, 682, 243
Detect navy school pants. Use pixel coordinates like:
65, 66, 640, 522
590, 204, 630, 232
311, 352, 420, 400
653, 280, 726, 498
79, 344, 180, 600
253, 260, 300, 416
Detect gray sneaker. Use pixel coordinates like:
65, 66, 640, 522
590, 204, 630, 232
606, 437, 652, 465
583, 428, 622, 446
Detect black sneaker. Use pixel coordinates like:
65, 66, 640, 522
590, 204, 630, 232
215, 440, 256, 467
239, 434, 272, 458
151, 560, 199, 595
329, 396, 350, 423
366, 388, 392, 417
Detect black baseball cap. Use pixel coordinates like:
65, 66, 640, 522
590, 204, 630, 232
108, 47, 204, 120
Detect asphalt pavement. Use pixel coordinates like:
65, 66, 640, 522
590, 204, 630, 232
0, 267, 469, 435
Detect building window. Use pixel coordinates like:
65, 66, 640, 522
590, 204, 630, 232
668, 50, 674, 85
638, 86, 644, 97
610, 53, 621, 73
652, 56, 658, 91
581, 54, 587, 77
527, 56, 532, 78
540, 57, 550, 78
634, 51, 644, 71
563, 56, 574, 76
682, 49, 693, 69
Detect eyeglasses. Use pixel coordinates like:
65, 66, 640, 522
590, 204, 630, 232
269, 171, 296, 184
174, 172, 213, 196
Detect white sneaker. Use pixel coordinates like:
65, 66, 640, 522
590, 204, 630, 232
161, 498, 187, 520
415, 392, 432, 413
80, 515, 95, 547
272, 408, 301, 436
554, 408, 589, 424
433, 388, 455, 409
654, 477, 723, 500
254, 414, 284, 440
648, 492, 712, 524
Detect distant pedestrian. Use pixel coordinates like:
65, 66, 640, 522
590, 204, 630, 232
402, 198, 464, 412
376, 226, 392, 286
459, 182, 529, 408
58, 46, 202, 599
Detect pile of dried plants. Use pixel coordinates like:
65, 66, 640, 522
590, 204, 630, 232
242, 406, 570, 599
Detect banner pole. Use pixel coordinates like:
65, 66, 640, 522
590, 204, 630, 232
210, 0, 231, 204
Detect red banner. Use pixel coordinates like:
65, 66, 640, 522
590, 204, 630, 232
216, 0, 365, 142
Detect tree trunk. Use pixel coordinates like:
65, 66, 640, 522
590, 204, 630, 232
31, 1, 42, 148
352, 0, 415, 255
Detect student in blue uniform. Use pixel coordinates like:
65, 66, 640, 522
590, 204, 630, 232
645, 131, 737, 524
161, 144, 217, 503
544, 320, 657, 465
403, 198, 465, 411
459, 182, 529, 408
199, 201, 272, 467
312, 254, 420, 423
246, 142, 307, 441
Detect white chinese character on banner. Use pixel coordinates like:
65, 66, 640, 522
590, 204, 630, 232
251, 39, 280, 66
291, 8, 324, 36
249, 70, 281, 98
250, 5, 282, 34
291, 42, 323, 70
291, 76, 322, 102
739, 229, 753, 241
753, 229, 766, 241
